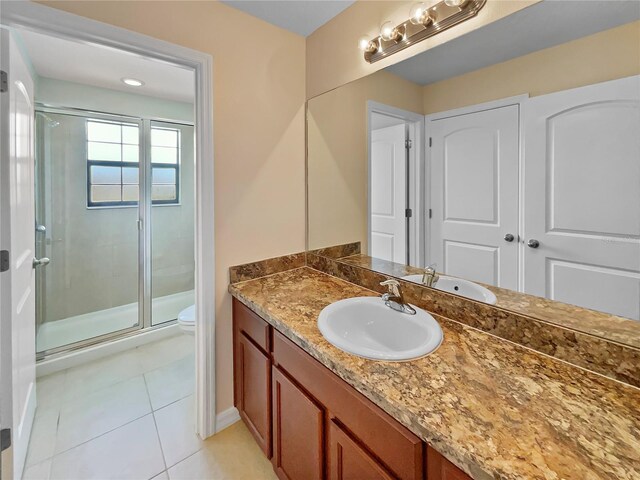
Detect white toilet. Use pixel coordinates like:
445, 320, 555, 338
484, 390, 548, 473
177, 304, 195, 335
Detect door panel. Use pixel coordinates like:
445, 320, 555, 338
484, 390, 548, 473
2, 29, 37, 480
328, 419, 394, 480
429, 105, 519, 289
272, 366, 323, 480
370, 124, 407, 264
523, 75, 640, 319
237, 334, 271, 456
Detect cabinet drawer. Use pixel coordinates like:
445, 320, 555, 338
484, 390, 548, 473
233, 298, 270, 352
272, 366, 324, 480
273, 331, 423, 480
329, 419, 395, 480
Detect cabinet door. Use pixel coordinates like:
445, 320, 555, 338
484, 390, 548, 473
426, 446, 472, 480
272, 366, 324, 480
237, 334, 271, 457
329, 419, 395, 480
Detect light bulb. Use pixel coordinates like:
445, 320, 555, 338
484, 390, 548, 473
409, 2, 434, 26
444, 0, 469, 7
357, 36, 377, 53
380, 21, 401, 42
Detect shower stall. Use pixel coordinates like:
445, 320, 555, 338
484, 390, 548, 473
34, 108, 195, 358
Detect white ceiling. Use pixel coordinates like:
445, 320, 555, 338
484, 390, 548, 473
387, 0, 640, 86
18, 29, 195, 103
221, 0, 355, 37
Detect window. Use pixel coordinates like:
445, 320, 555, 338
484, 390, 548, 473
86, 120, 180, 207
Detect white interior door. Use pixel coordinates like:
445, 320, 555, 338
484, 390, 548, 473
523, 75, 640, 320
0, 28, 37, 480
429, 105, 519, 288
370, 124, 407, 263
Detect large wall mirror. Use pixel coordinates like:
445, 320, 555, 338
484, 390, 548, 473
307, 1, 640, 348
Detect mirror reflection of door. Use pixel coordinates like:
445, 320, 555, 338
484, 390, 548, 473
428, 104, 520, 290
370, 121, 407, 264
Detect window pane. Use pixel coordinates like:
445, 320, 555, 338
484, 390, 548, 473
88, 142, 121, 162
87, 121, 121, 143
122, 185, 139, 202
152, 167, 176, 184
151, 128, 178, 147
122, 125, 139, 145
91, 185, 121, 203
152, 184, 176, 201
151, 146, 177, 164
122, 167, 139, 184
122, 144, 139, 163
91, 166, 121, 184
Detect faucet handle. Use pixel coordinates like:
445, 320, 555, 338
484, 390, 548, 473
380, 279, 401, 297
425, 263, 437, 273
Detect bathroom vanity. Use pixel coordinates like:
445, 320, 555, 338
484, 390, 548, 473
232, 290, 468, 480
230, 265, 640, 480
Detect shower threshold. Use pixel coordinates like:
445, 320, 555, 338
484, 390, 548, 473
37, 290, 194, 353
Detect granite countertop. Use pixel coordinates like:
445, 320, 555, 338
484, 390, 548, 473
229, 267, 640, 480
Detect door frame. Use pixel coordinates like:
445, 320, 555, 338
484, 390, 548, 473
424, 94, 528, 285
367, 101, 424, 266
0, 1, 217, 439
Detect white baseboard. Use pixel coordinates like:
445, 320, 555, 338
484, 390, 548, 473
37, 324, 182, 377
215, 406, 240, 433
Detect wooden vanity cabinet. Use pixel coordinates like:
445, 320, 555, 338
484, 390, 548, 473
232, 298, 472, 480
232, 300, 272, 457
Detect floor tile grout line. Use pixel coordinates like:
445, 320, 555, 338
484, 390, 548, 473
144, 373, 169, 473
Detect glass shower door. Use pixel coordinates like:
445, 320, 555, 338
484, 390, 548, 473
35, 111, 143, 356
149, 120, 195, 326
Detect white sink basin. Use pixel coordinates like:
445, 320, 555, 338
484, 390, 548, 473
402, 274, 497, 305
317, 297, 443, 361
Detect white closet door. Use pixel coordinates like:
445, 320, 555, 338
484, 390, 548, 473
429, 105, 519, 289
523, 75, 640, 320
370, 124, 407, 263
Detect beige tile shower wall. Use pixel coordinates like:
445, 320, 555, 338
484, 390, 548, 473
306, 0, 539, 99
422, 20, 640, 114
38, 1, 307, 415
41, 115, 195, 321
307, 70, 423, 253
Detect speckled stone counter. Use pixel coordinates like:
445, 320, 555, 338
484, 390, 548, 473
229, 267, 640, 480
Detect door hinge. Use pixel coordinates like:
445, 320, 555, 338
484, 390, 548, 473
429, 137, 432, 147
428, 208, 432, 219
405, 208, 412, 218
0, 428, 10, 452
405, 139, 412, 149
0, 71, 7, 93
0, 250, 9, 272
137, 219, 143, 231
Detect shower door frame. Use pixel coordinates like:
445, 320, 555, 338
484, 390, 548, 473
1, 1, 217, 439
34, 107, 197, 358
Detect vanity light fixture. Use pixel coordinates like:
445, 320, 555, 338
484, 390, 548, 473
121, 77, 144, 87
363, 0, 486, 63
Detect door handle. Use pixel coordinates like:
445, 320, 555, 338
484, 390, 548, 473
527, 239, 540, 249
504, 233, 515, 242
32, 257, 50, 268
35, 224, 46, 233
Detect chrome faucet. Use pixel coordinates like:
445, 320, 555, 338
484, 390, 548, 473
422, 264, 439, 288
380, 279, 416, 315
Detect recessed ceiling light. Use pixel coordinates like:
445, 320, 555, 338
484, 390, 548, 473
121, 78, 144, 87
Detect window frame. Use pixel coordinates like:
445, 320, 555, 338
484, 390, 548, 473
85, 119, 181, 208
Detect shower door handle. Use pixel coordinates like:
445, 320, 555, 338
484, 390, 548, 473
35, 224, 46, 233
32, 257, 50, 268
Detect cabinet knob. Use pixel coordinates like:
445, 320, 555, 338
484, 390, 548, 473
527, 239, 540, 249
504, 233, 515, 242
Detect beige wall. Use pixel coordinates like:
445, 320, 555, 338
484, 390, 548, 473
307, 70, 423, 252
306, 0, 539, 98
423, 20, 640, 114
37, 0, 306, 414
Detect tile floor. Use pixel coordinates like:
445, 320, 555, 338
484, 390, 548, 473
22, 334, 277, 480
